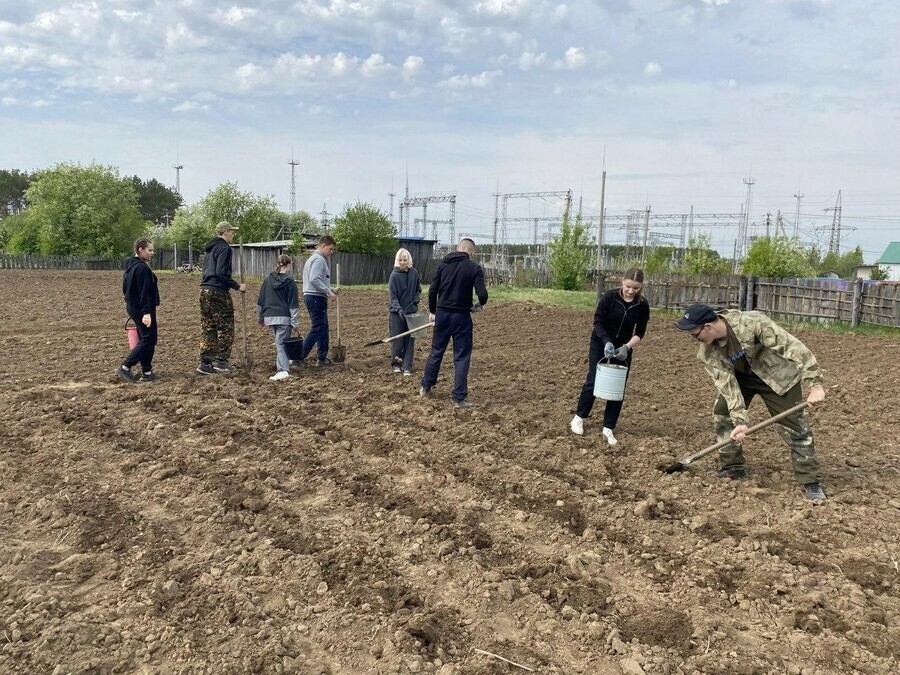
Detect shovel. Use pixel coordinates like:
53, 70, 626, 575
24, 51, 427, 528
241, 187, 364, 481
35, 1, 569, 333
331, 262, 346, 363
364, 322, 435, 347
239, 238, 254, 373
663, 401, 809, 474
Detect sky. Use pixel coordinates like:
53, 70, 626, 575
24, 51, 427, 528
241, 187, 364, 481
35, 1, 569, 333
1, 0, 898, 261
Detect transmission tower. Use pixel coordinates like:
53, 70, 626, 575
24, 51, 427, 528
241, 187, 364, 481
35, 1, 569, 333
174, 164, 184, 195
825, 189, 843, 256
494, 190, 572, 269
319, 202, 331, 232
399, 191, 456, 243
288, 152, 300, 215
793, 190, 804, 238
734, 176, 755, 270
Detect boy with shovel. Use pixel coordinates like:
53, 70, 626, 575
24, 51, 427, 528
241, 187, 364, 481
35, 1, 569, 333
675, 304, 827, 502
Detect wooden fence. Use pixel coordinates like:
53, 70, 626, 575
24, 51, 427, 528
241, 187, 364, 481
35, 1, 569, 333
0, 253, 122, 270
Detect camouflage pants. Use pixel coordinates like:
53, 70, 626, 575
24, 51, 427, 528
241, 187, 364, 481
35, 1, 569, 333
199, 289, 235, 363
713, 374, 820, 485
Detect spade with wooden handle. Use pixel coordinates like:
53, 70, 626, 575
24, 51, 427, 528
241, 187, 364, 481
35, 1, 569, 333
663, 401, 809, 473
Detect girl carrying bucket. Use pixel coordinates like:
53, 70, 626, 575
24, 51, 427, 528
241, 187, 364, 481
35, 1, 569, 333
570, 267, 650, 445
256, 254, 300, 381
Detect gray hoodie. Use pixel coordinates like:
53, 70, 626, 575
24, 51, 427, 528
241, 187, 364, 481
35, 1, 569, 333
302, 250, 333, 296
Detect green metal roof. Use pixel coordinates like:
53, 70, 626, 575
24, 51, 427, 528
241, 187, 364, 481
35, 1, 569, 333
877, 241, 900, 264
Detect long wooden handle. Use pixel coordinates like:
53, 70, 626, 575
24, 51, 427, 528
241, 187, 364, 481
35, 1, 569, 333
364, 322, 435, 347
335, 263, 341, 342
679, 401, 809, 467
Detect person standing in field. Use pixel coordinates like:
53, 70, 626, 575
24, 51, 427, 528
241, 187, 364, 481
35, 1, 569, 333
299, 235, 338, 367
420, 238, 488, 408
570, 268, 650, 446
196, 221, 246, 375
256, 254, 300, 382
674, 303, 827, 502
117, 238, 160, 382
388, 248, 422, 376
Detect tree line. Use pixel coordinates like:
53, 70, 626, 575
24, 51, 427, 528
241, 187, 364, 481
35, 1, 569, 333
0, 164, 399, 260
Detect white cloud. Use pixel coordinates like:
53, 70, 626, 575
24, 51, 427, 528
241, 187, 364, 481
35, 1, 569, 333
308, 104, 330, 116
219, 7, 258, 25
474, 0, 536, 18
236, 62, 269, 90
644, 61, 662, 76
440, 70, 502, 89
1, 96, 20, 106
361, 53, 392, 77
402, 55, 424, 80
518, 50, 547, 71
561, 47, 587, 70
172, 100, 210, 112
551, 4, 569, 22
702, 0, 730, 5
165, 22, 208, 50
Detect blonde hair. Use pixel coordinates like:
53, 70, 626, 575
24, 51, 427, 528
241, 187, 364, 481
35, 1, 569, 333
394, 248, 413, 267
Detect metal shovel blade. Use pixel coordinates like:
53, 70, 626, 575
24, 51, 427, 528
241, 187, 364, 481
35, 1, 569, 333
331, 344, 346, 363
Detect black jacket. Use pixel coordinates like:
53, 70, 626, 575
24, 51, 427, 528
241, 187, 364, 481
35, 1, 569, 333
592, 289, 650, 347
200, 237, 240, 292
256, 272, 299, 320
388, 267, 422, 315
428, 251, 488, 313
122, 256, 160, 315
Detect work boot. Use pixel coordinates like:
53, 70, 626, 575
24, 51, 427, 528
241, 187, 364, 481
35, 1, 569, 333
804, 483, 827, 502
419, 386, 431, 398
289, 359, 306, 369
116, 365, 136, 382
715, 467, 748, 480
315, 358, 333, 367
570, 415, 584, 436
196, 362, 215, 375
453, 399, 476, 409
601, 427, 618, 446
212, 359, 234, 374
139, 371, 158, 382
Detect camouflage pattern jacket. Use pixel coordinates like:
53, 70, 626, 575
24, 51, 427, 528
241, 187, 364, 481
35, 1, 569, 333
697, 310, 824, 425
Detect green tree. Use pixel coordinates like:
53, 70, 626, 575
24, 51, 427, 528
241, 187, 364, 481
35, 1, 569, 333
871, 265, 889, 281
643, 245, 675, 275
331, 201, 396, 255
202, 182, 281, 243
679, 234, 731, 275
14, 163, 147, 257
0, 169, 32, 218
155, 204, 212, 251
741, 235, 814, 277
817, 246, 864, 279
272, 209, 319, 239
547, 212, 592, 290
1, 211, 39, 252
130, 176, 183, 224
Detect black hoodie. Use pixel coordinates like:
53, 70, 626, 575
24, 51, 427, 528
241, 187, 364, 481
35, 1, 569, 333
122, 256, 160, 315
256, 271, 299, 321
428, 251, 488, 313
200, 237, 240, 292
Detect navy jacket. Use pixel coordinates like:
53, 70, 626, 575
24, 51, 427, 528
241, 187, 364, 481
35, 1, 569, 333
200, 237, 240, 292
428, 251, 488, 313
122, 257, 160, 315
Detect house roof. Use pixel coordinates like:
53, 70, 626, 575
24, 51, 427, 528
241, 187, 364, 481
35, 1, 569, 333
877, 241, 900, 264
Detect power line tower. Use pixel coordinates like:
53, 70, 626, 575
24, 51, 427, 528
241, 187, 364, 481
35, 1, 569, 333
174, 164, 184, 195
734, 176, 755, 271
494, 190, 572, 270
320, 202, 331, 232
824, 189, 843, 256
288, 152, 300, 215
400, 192, 457, 244
793, 190, 804, 238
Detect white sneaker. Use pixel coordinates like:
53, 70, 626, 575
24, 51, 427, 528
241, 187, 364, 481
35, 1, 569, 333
602, 427, 618, 446
570, 415, 584, 436
269, 371, 289, 381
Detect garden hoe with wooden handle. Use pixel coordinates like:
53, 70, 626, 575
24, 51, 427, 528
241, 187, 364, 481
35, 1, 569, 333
239, 238, 254, 374
364, 322, 435, 347
331, 262, 346, 363
663, 401, 809, 474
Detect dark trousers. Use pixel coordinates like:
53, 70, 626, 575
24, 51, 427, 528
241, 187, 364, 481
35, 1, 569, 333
575, 333, 632, 429
123, 306, 158, 372
422, 309, 473, 401
302, 295, 329, 361
389, 312, 415, 371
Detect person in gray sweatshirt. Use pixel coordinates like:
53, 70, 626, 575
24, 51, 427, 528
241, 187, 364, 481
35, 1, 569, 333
299, 235, 338, 366
388, 248, 422, 375
256, 254, 300, 381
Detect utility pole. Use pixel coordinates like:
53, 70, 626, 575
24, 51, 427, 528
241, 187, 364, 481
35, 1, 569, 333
288, 151, 300, 215
320, 202, 330, 232
388, 178, 395, 230
824, 189, 843, 256
597, 168, 606, 275
174, 164, 183, 196
734, 177, 755, 271
793, 190, 804, 238
641, 205, 651, 264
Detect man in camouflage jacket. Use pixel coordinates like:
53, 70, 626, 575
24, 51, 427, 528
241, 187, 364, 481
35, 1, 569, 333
675, 304, 827, 502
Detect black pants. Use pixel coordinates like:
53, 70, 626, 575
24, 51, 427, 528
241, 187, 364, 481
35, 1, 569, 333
575, 333, 632, 429
422, 309, 473, 401
123, 305, 158, 372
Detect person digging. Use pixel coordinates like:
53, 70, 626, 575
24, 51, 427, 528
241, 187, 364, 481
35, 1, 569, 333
674, 304, 827, 502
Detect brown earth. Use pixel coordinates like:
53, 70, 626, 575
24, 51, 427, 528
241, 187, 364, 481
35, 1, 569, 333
0, 269, 898, 675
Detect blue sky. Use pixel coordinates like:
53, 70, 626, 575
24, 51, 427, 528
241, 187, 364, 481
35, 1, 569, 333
1, 0, 898, 261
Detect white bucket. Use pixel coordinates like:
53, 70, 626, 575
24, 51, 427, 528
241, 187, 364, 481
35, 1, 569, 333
594, 363, 628, 401
404, 312, 430, 338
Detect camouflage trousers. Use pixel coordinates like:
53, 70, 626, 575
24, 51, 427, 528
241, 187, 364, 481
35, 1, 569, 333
713, 374, 820, 485
199, 289, 235, 363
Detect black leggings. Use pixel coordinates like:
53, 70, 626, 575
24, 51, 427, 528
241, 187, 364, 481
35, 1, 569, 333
575, 333, 633, 429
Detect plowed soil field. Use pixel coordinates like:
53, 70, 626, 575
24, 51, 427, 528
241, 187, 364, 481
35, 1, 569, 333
0, 269, 898, 675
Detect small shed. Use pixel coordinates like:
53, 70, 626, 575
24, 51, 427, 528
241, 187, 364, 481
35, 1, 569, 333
876, 242, 900, 281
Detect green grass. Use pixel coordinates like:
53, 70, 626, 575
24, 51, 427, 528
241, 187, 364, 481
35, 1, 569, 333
344, 284, 599, 311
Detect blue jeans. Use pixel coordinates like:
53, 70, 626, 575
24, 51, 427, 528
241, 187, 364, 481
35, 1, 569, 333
389, 312, 415, 372
301, 295, 329, 361
271, 323, 292, 373
421, 309, 473, 401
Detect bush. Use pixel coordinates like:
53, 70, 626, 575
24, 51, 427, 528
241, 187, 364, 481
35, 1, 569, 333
547, 212, 593, 290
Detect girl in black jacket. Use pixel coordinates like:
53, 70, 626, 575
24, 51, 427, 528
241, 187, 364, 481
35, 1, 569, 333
571, 268, 650, 445
117, 239, 160, 382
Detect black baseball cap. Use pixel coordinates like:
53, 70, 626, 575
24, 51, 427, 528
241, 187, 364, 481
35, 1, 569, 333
675, 304, 719, 331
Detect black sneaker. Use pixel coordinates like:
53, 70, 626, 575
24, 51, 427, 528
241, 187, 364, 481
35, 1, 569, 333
315, 358, 333, 367
212, 359, 235, 373
196, 362, 215, 375
116, 365, 136, 382
804, 483, 827, 502
140, 371, 159, 382
290, 359, 307, 369
715, 467, 748, 480
453, 399, 476, 409
419, 386, 431, 398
